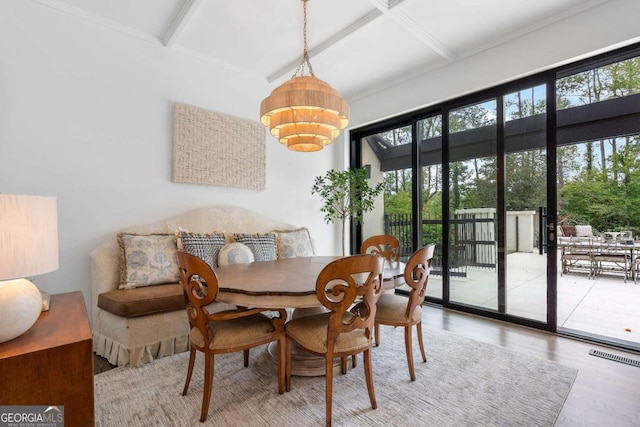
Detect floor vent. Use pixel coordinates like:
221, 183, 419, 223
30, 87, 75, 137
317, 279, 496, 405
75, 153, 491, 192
589, 349, 640, 367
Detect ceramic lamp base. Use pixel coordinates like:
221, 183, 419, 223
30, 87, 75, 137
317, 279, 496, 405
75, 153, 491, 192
0, 278, 43, 343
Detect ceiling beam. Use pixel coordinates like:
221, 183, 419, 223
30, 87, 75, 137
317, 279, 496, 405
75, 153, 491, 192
366, 0, 456, 61
267, 8, 383, 83
162, 0, 204, 48
267, 0, 456, 83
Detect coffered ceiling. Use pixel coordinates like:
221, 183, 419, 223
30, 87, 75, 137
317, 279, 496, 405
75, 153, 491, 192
33, 0, 613, 99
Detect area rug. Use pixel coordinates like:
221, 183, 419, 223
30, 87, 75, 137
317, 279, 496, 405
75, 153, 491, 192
94, 327, 577, 426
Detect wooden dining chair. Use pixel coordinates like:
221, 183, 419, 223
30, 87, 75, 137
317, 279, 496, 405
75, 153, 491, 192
354, 235, 401, 368
177, 251, 287, 422
374, 244, 435, 381
284, 254, 384, 427
361, 234, 401, 263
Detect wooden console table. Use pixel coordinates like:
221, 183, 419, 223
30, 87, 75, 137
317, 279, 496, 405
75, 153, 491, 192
0, 291, 94, 427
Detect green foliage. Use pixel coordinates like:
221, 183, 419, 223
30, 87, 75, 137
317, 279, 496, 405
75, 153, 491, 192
311, 167, 384, 226
384, 191, 412, 215
560, 136, 640, 234
311, 167, 385, 255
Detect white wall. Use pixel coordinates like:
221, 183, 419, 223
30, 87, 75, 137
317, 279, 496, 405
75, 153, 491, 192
0, 1, 343, 313
349, 0, 640, 128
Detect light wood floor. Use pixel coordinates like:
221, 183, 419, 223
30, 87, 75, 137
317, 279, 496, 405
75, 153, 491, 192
422, 304, 640, 426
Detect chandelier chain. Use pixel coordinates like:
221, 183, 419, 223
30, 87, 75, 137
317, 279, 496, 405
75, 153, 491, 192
292, 0, 315, 78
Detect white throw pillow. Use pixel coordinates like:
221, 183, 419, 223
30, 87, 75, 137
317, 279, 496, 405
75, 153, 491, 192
218, 242, 255, 266
574, 225, 593, 237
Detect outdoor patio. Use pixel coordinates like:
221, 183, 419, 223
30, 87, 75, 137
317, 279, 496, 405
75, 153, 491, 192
418, 251, 640, 346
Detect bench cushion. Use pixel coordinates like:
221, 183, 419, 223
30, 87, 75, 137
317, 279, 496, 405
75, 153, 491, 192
98, 283, 184, 317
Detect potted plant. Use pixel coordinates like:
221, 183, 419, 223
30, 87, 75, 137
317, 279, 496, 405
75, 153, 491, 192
311, 166, 384, 256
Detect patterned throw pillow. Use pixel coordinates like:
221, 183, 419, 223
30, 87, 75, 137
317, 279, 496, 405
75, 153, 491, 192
273, 227, 314, 259
176, 231, 225, 268
117, 233, 180, 289
218, 243, 255, 266
233, 233, 277, 262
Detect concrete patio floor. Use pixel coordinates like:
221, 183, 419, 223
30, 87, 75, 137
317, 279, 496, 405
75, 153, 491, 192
417, 251, 640, 346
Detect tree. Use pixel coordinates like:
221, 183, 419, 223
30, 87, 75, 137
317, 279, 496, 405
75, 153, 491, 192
311, 167, 385, 255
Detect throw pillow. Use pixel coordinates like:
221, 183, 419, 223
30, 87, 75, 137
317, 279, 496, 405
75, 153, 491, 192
233, 233, 277, 262
218, 242, 255, 266
117, 233, 180, 290
574, 225, 592, 237
273, 227, 314, 259
561, 225, 577, 237
176, 230, 225, 269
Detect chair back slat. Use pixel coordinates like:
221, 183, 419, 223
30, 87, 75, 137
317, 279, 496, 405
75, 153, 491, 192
177, 251, 220, 342
316, 254, 384, 343
404, 245, 435, 320
361, 235, 401, 263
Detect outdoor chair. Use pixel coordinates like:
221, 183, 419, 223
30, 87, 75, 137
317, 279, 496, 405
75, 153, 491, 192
594, 241, 633, 282
177, 251, 287, 422
374, 245, 435, 381
284, 254, 384, 427
560, 237, 596, 278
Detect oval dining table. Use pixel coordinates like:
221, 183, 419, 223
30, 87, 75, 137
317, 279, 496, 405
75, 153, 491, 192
213, 255, 405, 376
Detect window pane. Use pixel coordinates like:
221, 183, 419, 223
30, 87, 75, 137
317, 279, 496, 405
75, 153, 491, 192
504, 85, 548, 322
361, 126, 414, 261
419, 115, 443, 300
557, 57, 640, 110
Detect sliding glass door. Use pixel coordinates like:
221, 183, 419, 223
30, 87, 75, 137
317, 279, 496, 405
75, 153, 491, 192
503, 85, 548, 322
447, 99, 499, 311
555, 53, 640, 346
355, 90, 551, 323
352, 43, 640, 349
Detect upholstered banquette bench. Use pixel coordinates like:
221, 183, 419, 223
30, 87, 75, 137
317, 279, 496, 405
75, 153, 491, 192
90, 206, 314, 367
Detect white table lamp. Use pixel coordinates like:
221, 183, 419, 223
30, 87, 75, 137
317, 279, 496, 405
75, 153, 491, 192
0, 194, 59, 343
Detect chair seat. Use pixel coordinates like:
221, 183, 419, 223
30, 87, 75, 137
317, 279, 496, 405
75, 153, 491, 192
286, 312, 371, 354
189, 313, 276, 350
375, 293, 422, 324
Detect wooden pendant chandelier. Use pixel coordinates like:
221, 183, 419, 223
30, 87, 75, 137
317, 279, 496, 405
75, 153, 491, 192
260, 0, 349, 152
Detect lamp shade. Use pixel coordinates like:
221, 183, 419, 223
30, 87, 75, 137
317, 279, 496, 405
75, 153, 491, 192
260, 76, 349, 152
0, 194, 59, 281
0, 194, 58, 343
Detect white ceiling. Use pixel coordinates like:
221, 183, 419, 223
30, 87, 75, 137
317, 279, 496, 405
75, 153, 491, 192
34, 0, 613, 100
